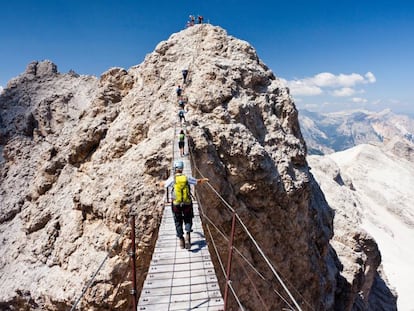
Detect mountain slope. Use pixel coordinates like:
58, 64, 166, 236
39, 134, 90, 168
309, 144, 414, 310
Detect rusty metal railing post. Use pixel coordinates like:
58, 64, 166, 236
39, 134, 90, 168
223, 211, 237, 310
129, 214, 137, 311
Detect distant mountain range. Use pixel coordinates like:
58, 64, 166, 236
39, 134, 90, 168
298, 109, 414, 155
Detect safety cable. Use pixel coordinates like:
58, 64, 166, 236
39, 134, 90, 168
189, 145, 300, 309
196, 192, 296, 310
228, 281, 246, 311
196, 190, 298, 311
189, 151, 304, 311
70, 218, 131, 311
233, 212, 303, 311
235, 251, 269, 311
197, 193, 246, 311
205, 222, 227, 277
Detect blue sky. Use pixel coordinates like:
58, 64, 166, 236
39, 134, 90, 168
1, 0, 413, 115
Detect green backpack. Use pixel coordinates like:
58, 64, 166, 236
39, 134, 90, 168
173, 174, 191, 205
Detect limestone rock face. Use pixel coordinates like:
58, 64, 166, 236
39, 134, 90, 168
0, 25, 395, 310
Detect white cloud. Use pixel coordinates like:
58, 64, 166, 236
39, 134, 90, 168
288, 81, 322, 96
312, 72, 338, 87
311, 72, 375, 87
365, 72, 376, 83
352, 97, 368, 103
337, 73, 365, 87
333, 87, 355, 97
283, 71, 376, 98
313, 72, 365, 87
0, 85, 3, 94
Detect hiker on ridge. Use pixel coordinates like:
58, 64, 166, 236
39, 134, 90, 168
182, 69, 188, 84
176, 85, 183, 97
178, 108, 186, 125
189, 15, 195, 26
162, 160, 208, 249
178, 98, 186, 109
178, 129, 186, 157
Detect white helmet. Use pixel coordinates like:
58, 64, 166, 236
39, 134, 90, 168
174, 160, 184, 170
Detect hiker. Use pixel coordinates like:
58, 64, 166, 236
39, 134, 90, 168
178, 129, 185, 157
178, 98, 186, 109
162, 160, 208, 249
198, 15, 203, 24
176, 85, 182, 97
182, 69, 188, 84
178, 109, 186, 125
189, 15, 195, 26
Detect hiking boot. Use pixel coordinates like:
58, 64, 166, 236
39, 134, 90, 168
179, 237, 185, 249
185, 233, 191, 250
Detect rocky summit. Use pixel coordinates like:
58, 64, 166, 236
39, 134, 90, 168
0, 24, 396, 310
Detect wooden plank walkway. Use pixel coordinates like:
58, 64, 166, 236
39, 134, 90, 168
137, 126, 224, 311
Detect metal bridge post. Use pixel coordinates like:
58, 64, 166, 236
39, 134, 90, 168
129, 214, 137, 311
223, 211, 237, 310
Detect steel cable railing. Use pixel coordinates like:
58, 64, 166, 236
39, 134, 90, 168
195, 189, 296, 310
188, 145, 306, 311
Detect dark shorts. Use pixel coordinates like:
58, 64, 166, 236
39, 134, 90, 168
172, 203, 193, 218
178, 141, 185, 149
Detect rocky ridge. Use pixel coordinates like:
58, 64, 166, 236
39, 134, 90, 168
0, 24, 396, 310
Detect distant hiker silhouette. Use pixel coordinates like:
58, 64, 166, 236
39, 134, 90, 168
198, 15, 203, 24
178, 109, 186, 125
189, 15, 195, 26
178, 99, 186, 109
176, 85, 182, 97
182, 69, 188, 84
178, 130, 185, 157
